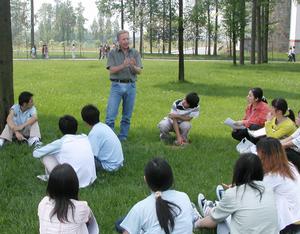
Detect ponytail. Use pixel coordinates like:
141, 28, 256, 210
287, 108, 295, 122
155, 191, 181, 234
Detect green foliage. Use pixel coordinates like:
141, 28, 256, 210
1, 60, 300, 233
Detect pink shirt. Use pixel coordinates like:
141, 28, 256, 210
242, 101, 269, 128
38, 196, 91, 234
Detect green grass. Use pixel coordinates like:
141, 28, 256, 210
1, 60, 300, 233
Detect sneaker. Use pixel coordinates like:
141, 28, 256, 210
28, 137, 42, 147
203, 200, 214, 216
0, 138, 5, 147
37, 174, 49, 182
216, 185, 225, 201
191, 202, 202, 222
197, 193, 206, 217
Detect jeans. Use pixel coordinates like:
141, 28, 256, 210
106, 82, 136, 140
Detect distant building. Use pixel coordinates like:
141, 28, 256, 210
290, 0, 300, 50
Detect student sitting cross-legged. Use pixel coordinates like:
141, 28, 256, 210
38, 163, 99, 233
195, 153, 278, 234
158, 92, 200, 145
115, 157, 196, 234
33, 115, 96, 188
81, 104, 124, 172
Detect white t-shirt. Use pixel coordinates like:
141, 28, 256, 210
11, 104, 37, 126
38, 196, 90, 234
33, 134, 96, 188
291, 127, 300, 152
263, 166, 300, 230
120, 190, 194, 234
210, 181, 278, 234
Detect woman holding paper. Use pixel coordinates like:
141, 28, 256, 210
232, 87, 269, 142
265, 98, 296, 139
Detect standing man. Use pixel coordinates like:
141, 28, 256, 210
106, 30, 142, 141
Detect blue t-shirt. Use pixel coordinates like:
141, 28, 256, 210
11, 104, 37, 126
88, 122, 124, 171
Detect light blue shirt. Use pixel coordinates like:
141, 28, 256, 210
11, 104, 37, 126
120, 190, 194, 234
88, 122, 124, 171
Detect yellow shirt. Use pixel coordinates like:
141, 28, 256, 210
265, 117, 297, 139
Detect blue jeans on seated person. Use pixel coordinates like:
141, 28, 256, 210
106, 82, 136, 141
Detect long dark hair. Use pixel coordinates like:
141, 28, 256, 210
271, 98, 295, 122
46, 164, 79, 222
232, 153, 265, 200
144, 158, 181, 234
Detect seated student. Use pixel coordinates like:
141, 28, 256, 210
265, 98, 296, 139
33, 115, 96, 188
116, 157, 196, 234
231, 87, 269, 143
81, 104, 124, 171
281, 111, 300, 172
257, 138, 300, 232
0, 91, 41, 148
158, 92, 200, 145
195, 153, 278, 234
38, 163, 99, 233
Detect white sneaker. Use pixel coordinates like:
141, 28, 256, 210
37, 174, 49, 182
216, 185, 225, 201
28, 137, 41, 147
197, 193, 206, 217
191, 202, 202, 222
0, 138, 5, 147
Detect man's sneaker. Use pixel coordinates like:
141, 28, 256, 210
28, 137, 41, 147
216, 185, 225, 201
197, 193, 206, 217
0, 138, 5, 148
37, 174, 49, 182
191, 202, 202, 222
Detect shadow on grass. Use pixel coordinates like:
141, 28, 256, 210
153, 80, 300, 100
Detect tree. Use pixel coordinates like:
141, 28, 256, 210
75, 3, 86, 57
178, 0, 184, 81
0, 0, 14, 131
37, 3, 54, 44
30, 0, 34, 49
251, 0, 257, 64
239, 0, 246, 65
213, 0, 219, 56
257, 0, 262, 64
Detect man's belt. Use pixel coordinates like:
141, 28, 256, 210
111, 79, 134, 83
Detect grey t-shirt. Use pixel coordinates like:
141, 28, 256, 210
210, 181, 279, 234
106, 47, 142, 82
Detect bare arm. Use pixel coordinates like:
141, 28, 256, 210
172, 119, 183, 144
195, 216, 218, 229
123, 231, 129, 234
169, 113, 192, 122
6, 110, 17, 131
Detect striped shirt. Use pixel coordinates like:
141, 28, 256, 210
170, 99, 200, 119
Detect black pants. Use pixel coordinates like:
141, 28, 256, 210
232, 124, 262, 144
285, 148, 300, 173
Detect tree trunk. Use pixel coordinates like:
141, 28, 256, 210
239, 0, 245, 65
251, 0, 257, 64
30, 0, 34, 49
262, 0, 269, 63
168, 0, 172, 54
195, 23, 199, 55
133, 0, 136, 48
0, 0, 14, 131
149, 0, 153, 54
162, 0, 166, 54
213, 0, 218, 56
207, 2, 211, 55
178, 0, 184, 81
257, 0, 262, 64
232, 11, 237, 65
121, 0, 124, 29
139, 0, 144, 55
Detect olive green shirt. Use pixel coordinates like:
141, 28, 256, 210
106, 47, 142, 82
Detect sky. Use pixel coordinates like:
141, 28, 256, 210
34, 0, 98, 28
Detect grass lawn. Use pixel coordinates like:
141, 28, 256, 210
0, 60, 300, 233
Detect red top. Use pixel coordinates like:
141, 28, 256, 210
242, 101, 269, 128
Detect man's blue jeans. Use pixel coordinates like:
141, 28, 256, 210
106, 82, 136, 140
